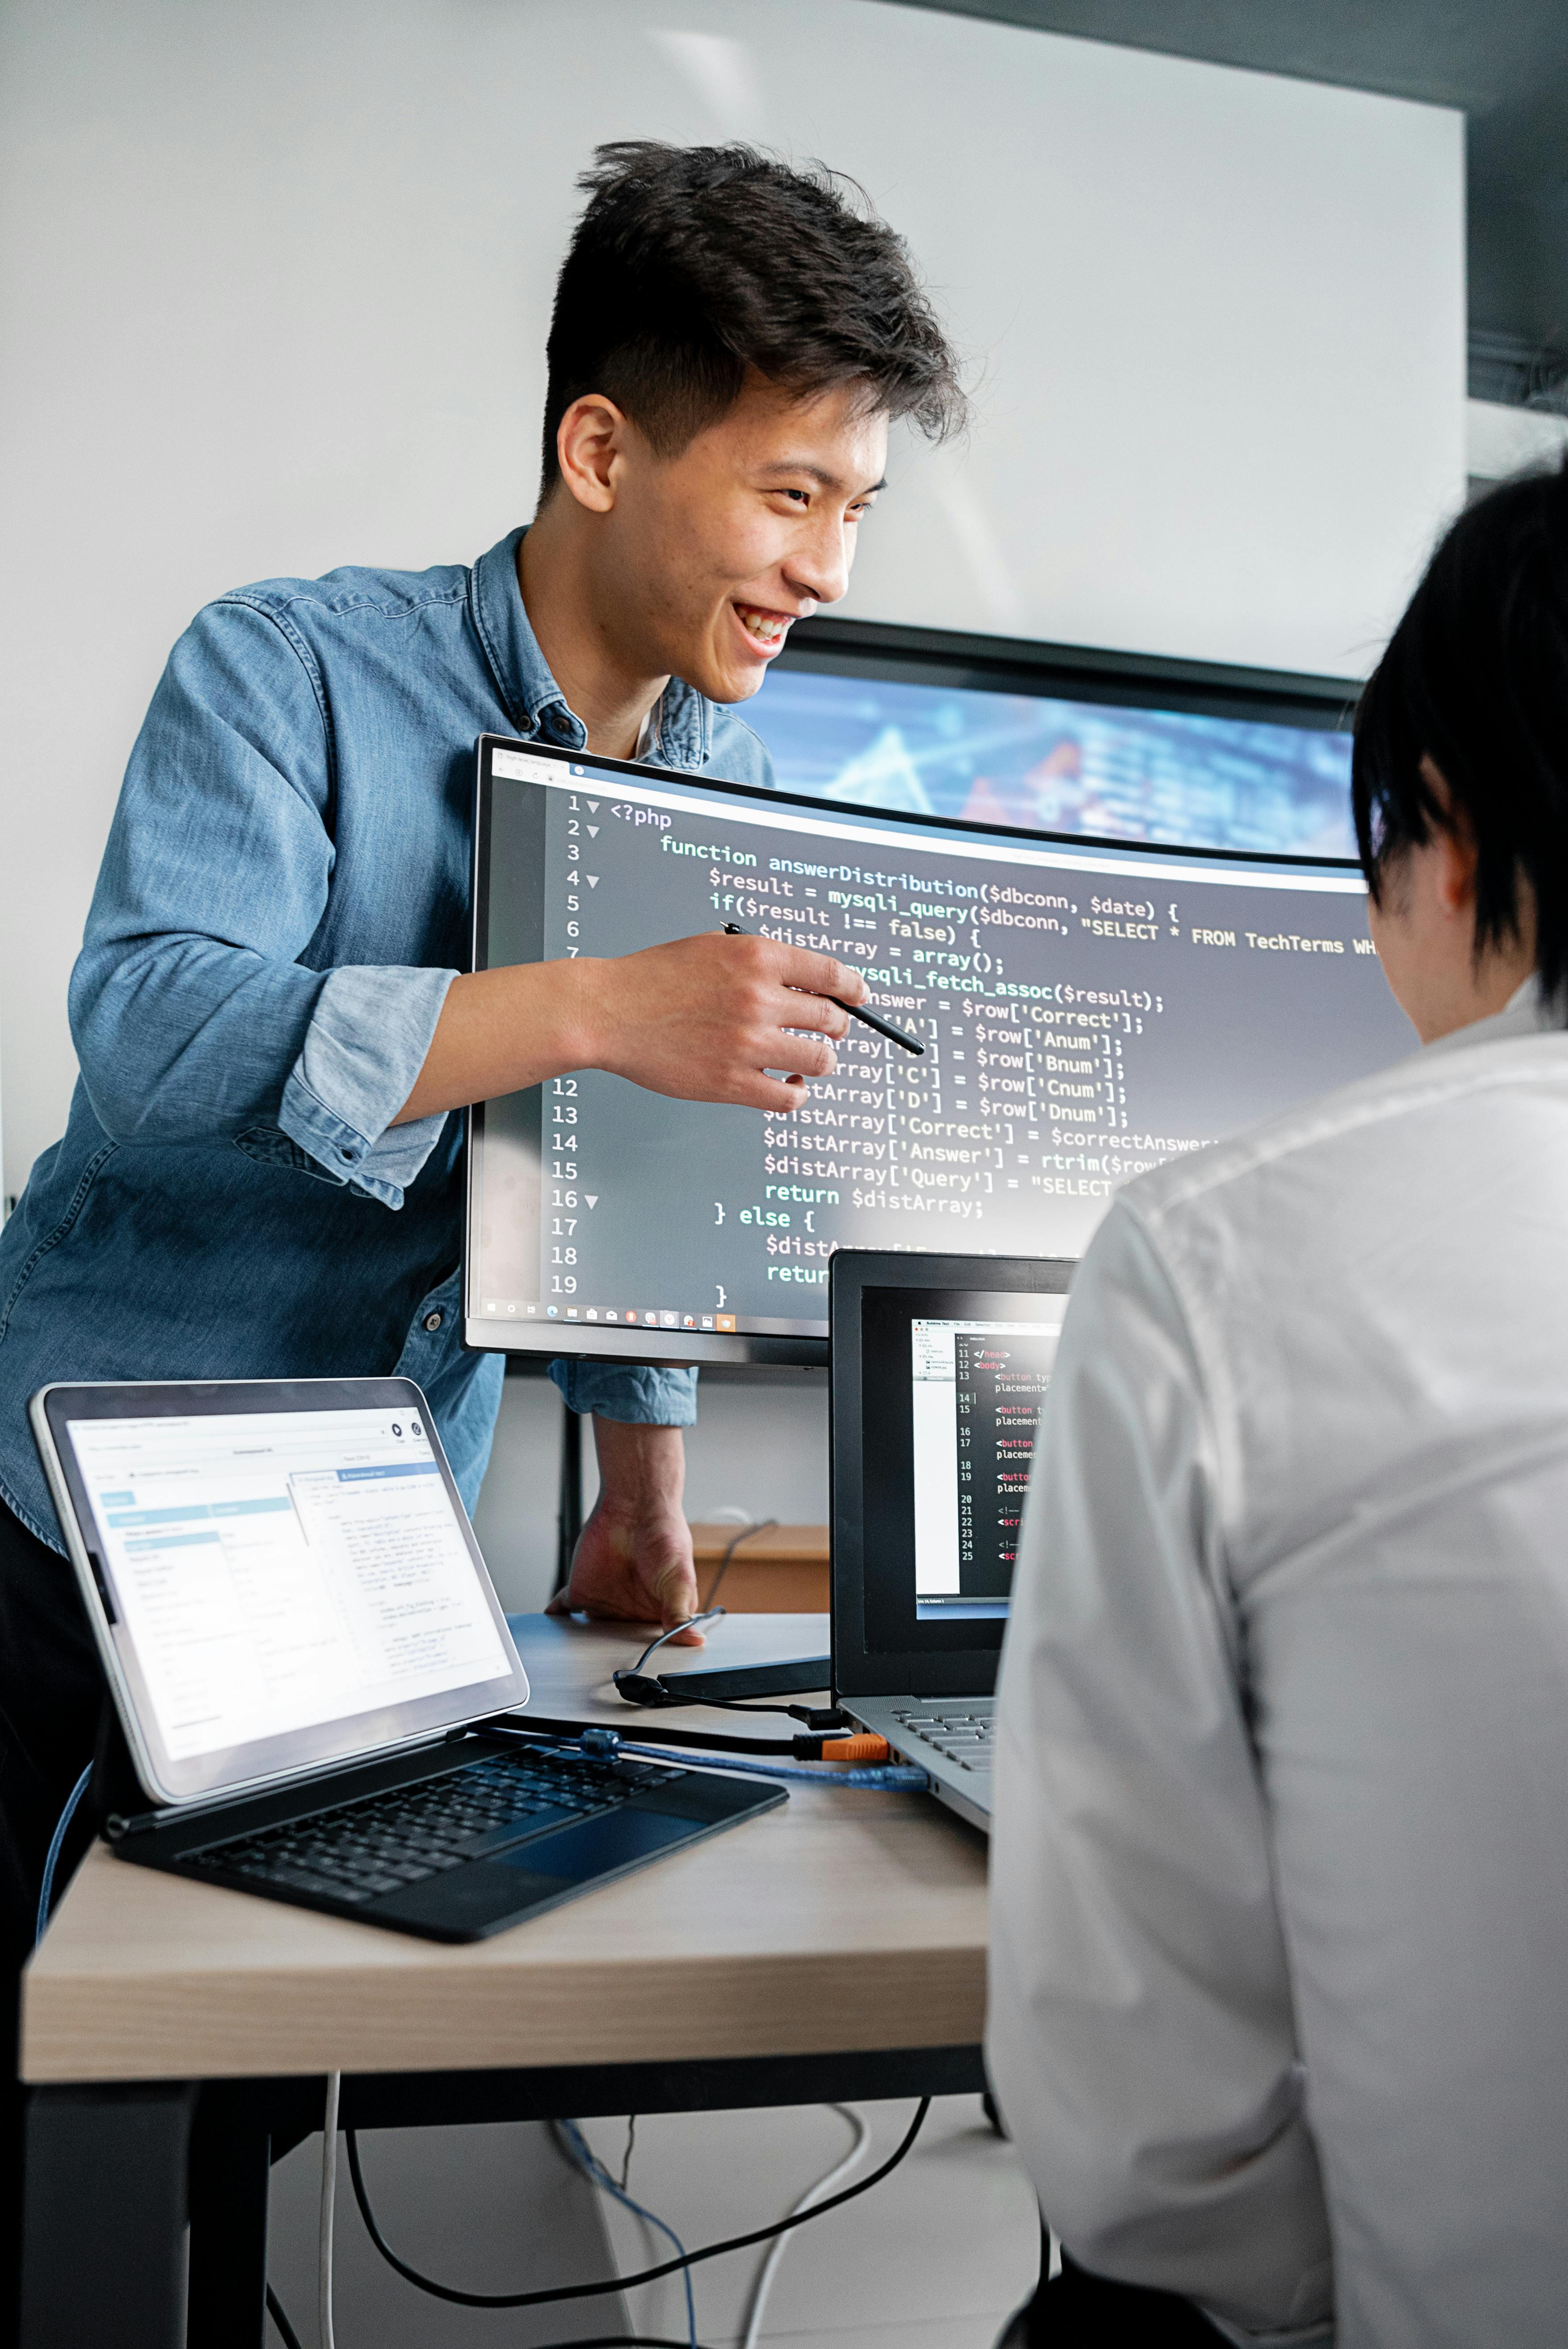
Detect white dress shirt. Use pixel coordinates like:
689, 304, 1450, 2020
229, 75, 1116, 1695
988, 984, 1568, 2348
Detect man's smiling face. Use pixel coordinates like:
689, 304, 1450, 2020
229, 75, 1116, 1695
592, 369, 889, 705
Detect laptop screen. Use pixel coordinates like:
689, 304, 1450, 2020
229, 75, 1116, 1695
845, 1272, 1073, 1674
41, 1382, 528, 1806
910, 1315, 1066, 1622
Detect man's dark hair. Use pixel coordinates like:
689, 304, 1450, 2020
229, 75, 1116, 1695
540, 141, 966, 493
1353, 458, 1568, 1014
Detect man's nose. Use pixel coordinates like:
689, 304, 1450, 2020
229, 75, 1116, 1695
784, 515, 852, 610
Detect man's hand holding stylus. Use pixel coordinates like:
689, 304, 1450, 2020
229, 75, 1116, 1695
394, 932, 869, 1125
579, 932, 869, 1110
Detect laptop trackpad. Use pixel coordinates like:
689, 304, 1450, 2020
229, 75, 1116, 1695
493, 1806, 698, 1882
374, 1807, 699, 1935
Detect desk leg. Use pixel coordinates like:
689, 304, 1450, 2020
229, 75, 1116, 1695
187, 2084, 271, 2349
20, 2083, 193, 2349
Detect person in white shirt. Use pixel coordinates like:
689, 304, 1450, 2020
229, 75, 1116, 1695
989, 458, 1568, 2349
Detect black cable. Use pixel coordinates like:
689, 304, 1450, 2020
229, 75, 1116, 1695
510, 2337, 716, 2348
700, 1518, 777, 1609
492, 1714, 849, 1761
266, 2283, 305, 2349
346, 2097, 931, 2311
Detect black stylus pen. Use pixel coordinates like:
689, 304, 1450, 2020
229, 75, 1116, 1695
721, 922, 926, 1056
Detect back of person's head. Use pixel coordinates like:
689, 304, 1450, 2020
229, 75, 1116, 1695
1353, 458, 1568, 1013
540, 140, 965, 496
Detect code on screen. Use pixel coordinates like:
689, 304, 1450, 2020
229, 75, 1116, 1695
468, 749, 1411, 1351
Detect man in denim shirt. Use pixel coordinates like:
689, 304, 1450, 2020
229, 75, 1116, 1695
0, 138, 963, 2328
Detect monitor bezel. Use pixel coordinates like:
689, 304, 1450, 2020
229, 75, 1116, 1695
771, 611, 1358, 737
829, 1248, 1077, 1701
463, 702, 1363, 1369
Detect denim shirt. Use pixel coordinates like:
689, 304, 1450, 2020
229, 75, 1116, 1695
0, 527, 774, 1550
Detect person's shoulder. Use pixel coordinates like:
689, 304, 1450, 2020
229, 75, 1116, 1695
703, 703, 775, 790
211, 553, 472, 636
1125, 1018, 1568, 1241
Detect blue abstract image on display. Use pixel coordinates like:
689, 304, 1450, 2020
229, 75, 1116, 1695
746, 665, 1357, 858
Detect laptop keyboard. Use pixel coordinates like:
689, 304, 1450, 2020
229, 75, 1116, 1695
182, 1746, 685, 1906
890, 1707, 995, 1773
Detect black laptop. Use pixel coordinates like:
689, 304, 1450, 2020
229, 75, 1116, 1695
30, 1376, 781, 1942
829, 1249, 1075, 1832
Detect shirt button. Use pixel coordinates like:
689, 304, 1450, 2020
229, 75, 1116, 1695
340, 1143, 362, 1164
423, 1311, 444, 1333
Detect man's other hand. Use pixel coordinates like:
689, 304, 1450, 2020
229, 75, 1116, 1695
578, 931, 868, 1115
545, 1418, 705, 1639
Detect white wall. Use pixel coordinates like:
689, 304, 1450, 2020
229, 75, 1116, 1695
1467, 398, 1568, 483
0, 0, 1463, 1201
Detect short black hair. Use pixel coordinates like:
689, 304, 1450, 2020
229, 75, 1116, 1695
539, 141, 966, 495
1353, 457, 1568, 1015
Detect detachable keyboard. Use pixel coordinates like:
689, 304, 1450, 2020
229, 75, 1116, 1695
108, 1733, 786, 1941
185, 1745, 670, 1901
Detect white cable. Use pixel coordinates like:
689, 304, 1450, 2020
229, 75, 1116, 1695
739, 2103, 870, 2349
319, 2071, 342, 2349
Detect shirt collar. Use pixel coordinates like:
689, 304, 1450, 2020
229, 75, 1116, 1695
1420, 975, 1561, 1063
468, 526, 712, 771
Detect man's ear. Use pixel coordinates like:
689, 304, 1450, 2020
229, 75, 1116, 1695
554, 393, 629, 515
1419, 757, 1478, 919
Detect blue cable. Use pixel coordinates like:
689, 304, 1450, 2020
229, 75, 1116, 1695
35, 1764, 93, 1947
558, 2117, 699, 2349
608, 1742, 931, 1791
500, 1725, 931, 1793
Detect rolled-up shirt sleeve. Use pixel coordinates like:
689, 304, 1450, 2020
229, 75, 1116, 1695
68, 596, 456, 1209
987, 1201, 1333, 2342
549, 1361, 699, 1425
277, 961, 455, 1206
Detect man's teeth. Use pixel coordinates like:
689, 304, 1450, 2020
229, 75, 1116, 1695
738, 608, 787, 645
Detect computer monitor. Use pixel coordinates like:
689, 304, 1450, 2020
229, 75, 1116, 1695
463, 732, 1411, 1368
757, 614, 1357, 857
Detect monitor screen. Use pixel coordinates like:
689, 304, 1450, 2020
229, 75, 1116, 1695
465, 736, 1411, 1366
750, 661, 1356, 857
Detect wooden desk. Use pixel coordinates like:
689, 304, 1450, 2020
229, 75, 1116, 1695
21, 1612, 988, 2347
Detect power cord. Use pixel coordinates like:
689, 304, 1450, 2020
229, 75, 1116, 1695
265, 2283, 304, 2349
344, 2096, 931, 2310
700, 1518, 777, 1609
319, 2071, 341, 2349
34, 1763, 92, 1945
740, 2104, 870, 2348
555, 2117, 698, 2349
270, 2287, 704, 2349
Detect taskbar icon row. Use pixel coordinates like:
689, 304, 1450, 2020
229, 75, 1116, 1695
481, 1300, 737, 1334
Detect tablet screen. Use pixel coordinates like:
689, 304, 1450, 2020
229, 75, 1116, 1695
43, 1382, 526, 1805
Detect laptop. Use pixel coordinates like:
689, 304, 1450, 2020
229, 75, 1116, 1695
828, 1251, 1075, 1831
30, 1376, 782, 1941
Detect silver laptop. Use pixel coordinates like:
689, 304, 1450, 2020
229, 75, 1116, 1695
827, 1251, 1074, 1831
